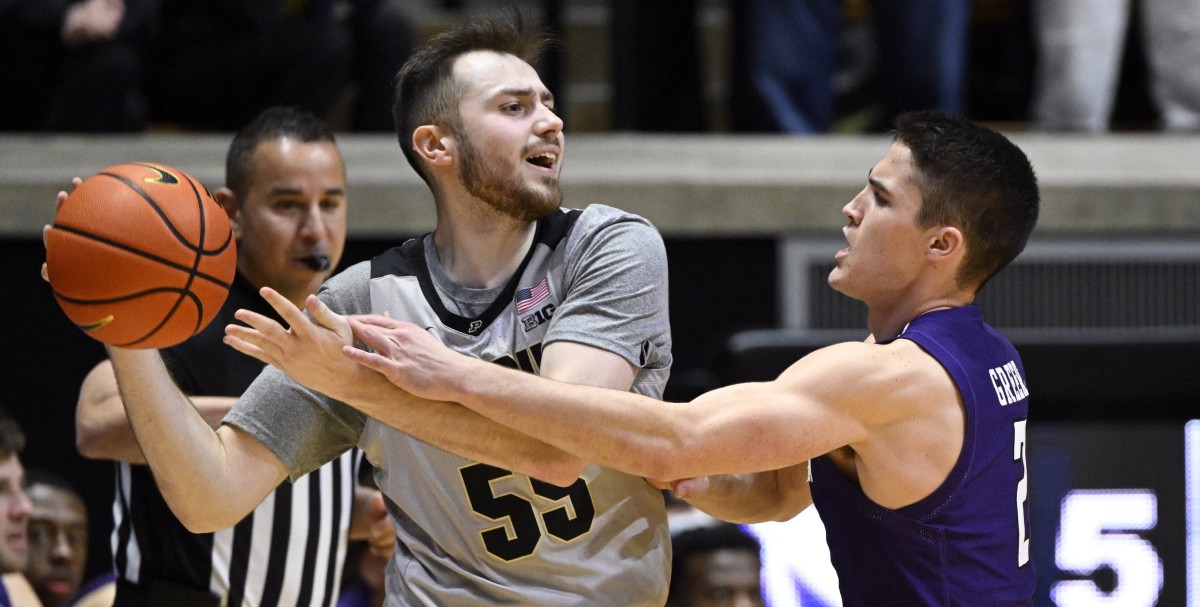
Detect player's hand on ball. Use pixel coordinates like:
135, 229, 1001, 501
41, 178, 83, 283
46, 164, 235, 348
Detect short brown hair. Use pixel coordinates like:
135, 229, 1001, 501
894, 111, 1040, 291
391, 10, 550, 183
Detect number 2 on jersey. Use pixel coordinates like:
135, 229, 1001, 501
1014, 418, 1030, 567
460, 463, 596, 561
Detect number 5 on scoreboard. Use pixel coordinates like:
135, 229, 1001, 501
1052, 490, 1163, 606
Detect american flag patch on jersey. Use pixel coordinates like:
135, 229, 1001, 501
516, 277, 550, 313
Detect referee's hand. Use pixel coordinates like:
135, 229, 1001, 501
366, 492, 393, 557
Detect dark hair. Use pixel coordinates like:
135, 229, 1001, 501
391, 9, 550, 183
893, 111, 1040, 291
24, 468, 78, 495
225, 106, 338, 200
668, 523, 762, 603
0, 408, 25, 460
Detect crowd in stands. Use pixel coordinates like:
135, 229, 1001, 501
0, 0, 414, 133
2, 1, 1195, 605
614, 0, 1199, 134
4, 0, 1198, 135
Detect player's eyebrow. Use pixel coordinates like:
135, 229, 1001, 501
268, 186, 346, 196
867, 169, 891, 198
497, 87, 555, 105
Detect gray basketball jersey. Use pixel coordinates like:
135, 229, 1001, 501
227, 205, 673, 606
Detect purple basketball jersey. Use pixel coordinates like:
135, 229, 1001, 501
810, 305, 1035, 606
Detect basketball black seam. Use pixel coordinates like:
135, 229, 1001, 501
99, 168, 227, 335
178, 170, 208, 336
55, 287, 203, 348
99, 170, 207, 254
55, 165, 232, 347
120, 290, 203, 348
120, 289, 202, 348
50, 224, 233, 290
54, 285, 195, 305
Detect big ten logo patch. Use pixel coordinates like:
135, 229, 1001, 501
521, 303, 556, 333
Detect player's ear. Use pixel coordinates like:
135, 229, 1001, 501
214, 187, 242, 237
413, 125, 454, 167
928, 226, 963, 261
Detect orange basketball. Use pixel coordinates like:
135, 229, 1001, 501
46, 162, 237, 349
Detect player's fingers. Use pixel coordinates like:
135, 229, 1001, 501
41, 227, 52, 281
346, 318, 387, 349
346, 320, 392, 356
223, 324, 273, 353
222, 334, 275, 366
306, 294, 345, 333
345, 316, 369, 333
343, 346, 390, 374
368, 521, 393, 557
671, 476, 711, 499
54, 177, 79, 209
348, 313, 401, 329
55, 178, 83, 211
231, 309, 285, 337
257, 287, 311, 334
225, 322, 293, 365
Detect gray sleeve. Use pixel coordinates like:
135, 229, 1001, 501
545, 205, 671, 369
222, 262, 373, 481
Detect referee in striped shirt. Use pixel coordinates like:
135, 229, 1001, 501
75, 107, 389, 607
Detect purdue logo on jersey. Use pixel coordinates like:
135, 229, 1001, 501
521, 303, 556, 332
468, 320, 483, 334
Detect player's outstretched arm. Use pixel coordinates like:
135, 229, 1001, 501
76, 359, 236, 463
105, 347, 288, 532
344, 314, 874, 483
225, 287, 591, 486
668, 464, 814, 524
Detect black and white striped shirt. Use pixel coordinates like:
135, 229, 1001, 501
108, 274, 361, 607
112, 452, 360, 607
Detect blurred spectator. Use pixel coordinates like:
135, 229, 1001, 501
144, 0, 413, 132
339, 0, 416, 131
668, 523, 764, 607
145, 0, 352, 130
0, 407, 41, 606
0, 0, 157, 132
24, 470, 115, 607
610, 0, 707, 131
1031, 0, 1200, 132
731, 0, 970, 133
